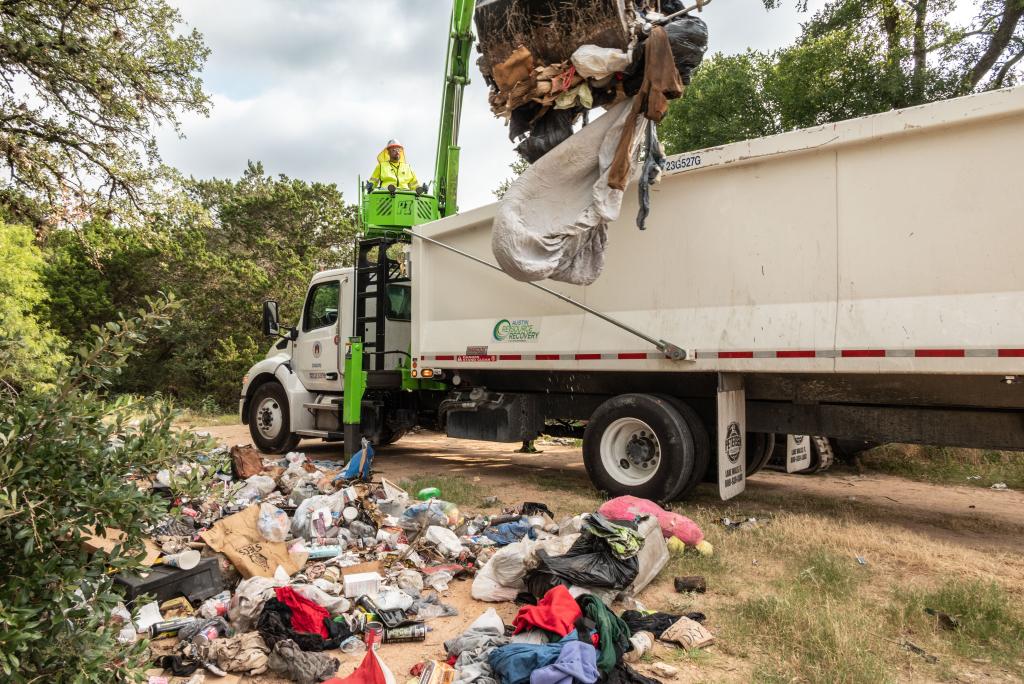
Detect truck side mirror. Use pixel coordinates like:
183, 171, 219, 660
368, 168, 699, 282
262, 300, 280, 337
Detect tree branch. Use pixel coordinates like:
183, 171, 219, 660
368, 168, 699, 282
993, 46, 1024, 86
965, 0, 1024, 91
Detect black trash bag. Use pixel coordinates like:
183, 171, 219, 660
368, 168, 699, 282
605, 663, 663, 684
515, 108, 575, 163
620, 610, 707, 637
509, 102, 543, 142
522, 529, 640, 596
663, 15, 708, 85
659, 0, 686, 14
257, 598, 351, 652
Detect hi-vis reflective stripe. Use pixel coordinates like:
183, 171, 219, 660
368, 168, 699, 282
420, 348, 1024, 362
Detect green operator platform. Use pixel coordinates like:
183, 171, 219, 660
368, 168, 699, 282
342, 0, 475, 457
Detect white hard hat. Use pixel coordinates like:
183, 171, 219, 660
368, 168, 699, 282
386, 139, 403, 148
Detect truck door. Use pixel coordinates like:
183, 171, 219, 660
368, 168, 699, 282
294, 278, 343, 392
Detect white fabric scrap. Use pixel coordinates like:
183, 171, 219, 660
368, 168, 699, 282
492, 98, 645, 285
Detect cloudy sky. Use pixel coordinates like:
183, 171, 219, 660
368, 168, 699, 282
158, 0, 820, 210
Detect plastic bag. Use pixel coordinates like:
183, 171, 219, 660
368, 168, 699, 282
292, 491, 347, 539
424, 571, 454, 592
515, 108, 575, 163
258, 503, 291, 542
400, 500, 462, 530
663, 15, 708, 85
571, 45, 632, 79
397, 569, 424, 598
279, 461, 310, 494
247, 474, 277, 497
490, 535, 580, 587
410, 592, 459, 620
597, 495, 705, 548
471, 565, 520, 602
425, 526, 465, 558
523, 531, 640, 595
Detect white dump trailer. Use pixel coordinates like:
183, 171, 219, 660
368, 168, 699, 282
243, 85, 1024, 500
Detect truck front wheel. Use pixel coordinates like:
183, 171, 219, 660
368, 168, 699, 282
583, 394, 696, 501
248, 382, 301, 454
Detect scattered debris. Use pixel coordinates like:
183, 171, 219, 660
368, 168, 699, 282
673, 576, 707, 593
651, 662, 679, 678
855, 556, 868, 566
925, 608, 961, 631
990, 482, 1009, 491
901, 640, 939, 664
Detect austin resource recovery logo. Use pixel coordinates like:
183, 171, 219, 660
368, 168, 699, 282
492, 319, 540, 343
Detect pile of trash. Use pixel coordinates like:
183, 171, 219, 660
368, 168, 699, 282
92, 442, 716, 684
482, 1, 709, 286
477, 0, 708, 164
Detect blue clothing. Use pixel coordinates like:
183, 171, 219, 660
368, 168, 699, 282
531, 640, 599, 684
489, 631, 579, 684
484, 519, 532, 546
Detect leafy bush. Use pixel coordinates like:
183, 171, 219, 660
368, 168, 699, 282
0, 295, 217, 681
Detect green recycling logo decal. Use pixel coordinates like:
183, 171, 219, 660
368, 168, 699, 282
492, 318, 540, 343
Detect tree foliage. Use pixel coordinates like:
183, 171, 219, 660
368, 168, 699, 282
0, 220, 65, 390
0, 0, 209, 220
0, 296, 218, 681
662, 0, 1024, 153
38, 163, 359, 408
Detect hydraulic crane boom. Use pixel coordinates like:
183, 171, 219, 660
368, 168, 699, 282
433, 0, 475, 218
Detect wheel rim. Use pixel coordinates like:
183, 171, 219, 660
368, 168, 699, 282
600, 417, 661, 486
255, 396, 283, 440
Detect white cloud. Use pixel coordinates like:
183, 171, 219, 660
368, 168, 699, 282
158, 0, 820, 209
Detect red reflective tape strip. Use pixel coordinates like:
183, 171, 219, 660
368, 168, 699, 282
719, 351, 754, 359
776, 350, 816, 358
915, 349, 965, 357
841, 349, 885, 357
435, 355, 455, 361
535, 354, 560, 360
498, 354, 522, 361
998, 348, 1024, 357
617, 352, 647, 360
575, 353, 601, 360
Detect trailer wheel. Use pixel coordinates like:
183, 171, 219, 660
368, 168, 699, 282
248, 382, 300, 454
583, 394, 696, 501
747, 432, 776, 477
655, 395, 710, 500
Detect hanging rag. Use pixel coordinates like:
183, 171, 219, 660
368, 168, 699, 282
582, 514, 644, 560
512, 585, 583, 637
529, 640, 599, 684
268, 638, 340, 684
608, 26, 683, 191
636, 120, 666, 230
575, 594, 631, 674
488, 631, 579, 684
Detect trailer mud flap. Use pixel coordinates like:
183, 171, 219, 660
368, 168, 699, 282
717, 373, 746, 500
786, 435, 812, 472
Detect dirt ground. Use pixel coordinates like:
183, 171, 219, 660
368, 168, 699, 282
193, 425, 1024, 684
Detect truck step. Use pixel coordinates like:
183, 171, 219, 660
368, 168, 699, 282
295, 429, 344, 441
303, 401, 341, 412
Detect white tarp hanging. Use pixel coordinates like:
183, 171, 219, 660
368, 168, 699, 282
491, 98, 645, 286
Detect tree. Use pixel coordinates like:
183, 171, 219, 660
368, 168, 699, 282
0, 220, 65, 390
38, 163, 360, 408
0, 0, 210, 220
661, 0, 1023, 153
0, 296, 220, 681
659, 51, 780, 153
493, 155, 530, 199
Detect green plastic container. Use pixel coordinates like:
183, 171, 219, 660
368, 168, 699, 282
416, 487, 441, 501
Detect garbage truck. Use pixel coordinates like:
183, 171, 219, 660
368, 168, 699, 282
239, 1, 1024, 501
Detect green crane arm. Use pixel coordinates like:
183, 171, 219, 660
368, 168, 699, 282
433, 0, 476, 218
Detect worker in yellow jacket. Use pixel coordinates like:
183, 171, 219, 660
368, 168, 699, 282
369, 139, 419, 190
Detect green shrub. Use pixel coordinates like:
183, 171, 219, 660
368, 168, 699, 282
0, 295, 217, 681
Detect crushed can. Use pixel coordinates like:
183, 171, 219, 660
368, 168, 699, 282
383, 623, 427, 643
364, 621, 383, 651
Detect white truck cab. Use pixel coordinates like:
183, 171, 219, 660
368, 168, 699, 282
239, 265, 412, 453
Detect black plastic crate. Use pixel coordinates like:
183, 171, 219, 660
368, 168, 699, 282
114, 556, 224, 606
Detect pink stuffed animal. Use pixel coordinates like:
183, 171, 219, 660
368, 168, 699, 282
598, 495, 712, 554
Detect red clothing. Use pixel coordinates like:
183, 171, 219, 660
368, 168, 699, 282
512, 585, 582, 636
274, 586, 329, 638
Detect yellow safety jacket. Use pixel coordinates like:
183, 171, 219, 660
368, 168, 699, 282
370, 147, 418, 190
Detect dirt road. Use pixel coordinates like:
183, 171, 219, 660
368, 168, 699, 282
194, 424, 1024, 683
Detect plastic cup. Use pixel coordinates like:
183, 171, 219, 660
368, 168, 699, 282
162, 549, 201, 570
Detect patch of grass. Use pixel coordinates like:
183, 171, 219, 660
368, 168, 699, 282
891, 578, 1024, 672
857, 444, 1024, 489
728, 549, 892, 683
398, 474, 483, 507
178, 408, 239, 426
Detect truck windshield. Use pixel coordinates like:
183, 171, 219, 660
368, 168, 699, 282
386, 283, 411, 321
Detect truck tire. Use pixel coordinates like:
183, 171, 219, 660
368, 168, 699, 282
378, 428, 407, 447
583, 394, 696, 501
655, 395, 710, 500
248, 382, 301, 454
747, 432, 775, 477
